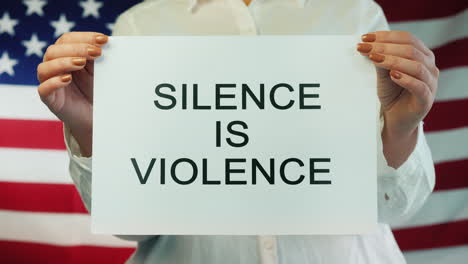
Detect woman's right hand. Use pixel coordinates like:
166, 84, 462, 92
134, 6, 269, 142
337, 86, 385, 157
37, 32, 108, 157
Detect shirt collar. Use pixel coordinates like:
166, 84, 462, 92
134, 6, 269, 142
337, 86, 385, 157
187, 0, 307, 12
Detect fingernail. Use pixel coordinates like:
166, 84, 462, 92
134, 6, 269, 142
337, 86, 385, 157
369, 53, 385, 63
87, 47, 101, 57
61, 74, 72, 82
362, 33, 376, 42
95, 34, 108, 45
72, 57, 86, 66
357, 43, 372, 53
390, 70, 402, 79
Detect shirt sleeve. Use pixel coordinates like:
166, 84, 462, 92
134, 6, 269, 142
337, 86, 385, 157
112, 10, 140, 36
362, 1, 436, 223
63, 11, 154, 242
377, 119, 436, 224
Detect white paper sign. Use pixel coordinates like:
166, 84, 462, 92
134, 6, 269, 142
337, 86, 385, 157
92, 36, 377, 235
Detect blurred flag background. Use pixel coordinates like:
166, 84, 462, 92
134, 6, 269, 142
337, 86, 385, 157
0, 0, 466, 263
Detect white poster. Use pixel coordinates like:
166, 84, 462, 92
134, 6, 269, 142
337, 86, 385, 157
92, 36, 377, 235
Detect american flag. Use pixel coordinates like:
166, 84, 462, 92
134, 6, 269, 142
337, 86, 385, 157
0, 0, 466, 263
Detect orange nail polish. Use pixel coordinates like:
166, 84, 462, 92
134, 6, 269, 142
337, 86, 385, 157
362, 33, 376, 42
61, 74, 72, 82
87, 47, 101, 57
95, 34, 108, 44
357, 43, 372, 53
72, 57, 86, 66
390, 71, 402, 79
369, 53, 385, 63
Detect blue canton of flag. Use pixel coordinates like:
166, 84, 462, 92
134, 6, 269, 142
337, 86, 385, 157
0, 0, 142, 86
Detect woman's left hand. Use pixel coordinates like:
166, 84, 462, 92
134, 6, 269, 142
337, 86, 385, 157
356, 31, 439, 168
357, 31, 439, 139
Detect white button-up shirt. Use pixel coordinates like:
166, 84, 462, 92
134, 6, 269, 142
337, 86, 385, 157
64, 0, 436, 263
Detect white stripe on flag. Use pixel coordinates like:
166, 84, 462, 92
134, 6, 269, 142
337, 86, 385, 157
389, 9, 468, 49
426, 127, 468, 163
0, 84, 58, 120
390, 188, 468, 229
0, 148, 71, 184
0, 210, 136, 247
436, 67, 468, 102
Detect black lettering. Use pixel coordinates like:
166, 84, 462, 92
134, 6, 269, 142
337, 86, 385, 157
242, 83, 265, 109
299, 83, 320, 109
225, 158, 247, 185
227, 121, 249, 147
154, 83, 176, 110
216, 121, 222, 147
270, 83, 294, 110
193, 84, 211, 110
182, 83, 187, 110
131, 158, 156, 184
252, 158, 274, 184
280, 158, 305, 185
202, 158, 220, 184
216, 84, 237, 110
310, 158, 331, 184
160, 158, 165, 184
171, 158, 198, 185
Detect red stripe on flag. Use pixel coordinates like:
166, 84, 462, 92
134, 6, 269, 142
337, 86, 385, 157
0, 241, 134, 264
0, 181, 88, 214
434, 159, 468, 191
433, 38, 468, 70
0, 119, 65, 150
375, 0, 467, 22
393, 219, 468, 251
424, 98, 468, 132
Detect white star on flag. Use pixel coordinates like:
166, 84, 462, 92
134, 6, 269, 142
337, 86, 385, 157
22, 33, 47, 57
106, 23, 114, 33
0, 52, 18, 76
23, 0, 48, 16
0, 12, 19, 36
50, 14, 75, 37
79, 0, 103, 19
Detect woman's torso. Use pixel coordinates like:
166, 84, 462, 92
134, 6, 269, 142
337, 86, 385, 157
114, 1, 406, 263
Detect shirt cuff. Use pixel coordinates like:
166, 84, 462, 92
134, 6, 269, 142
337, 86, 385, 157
396, 125, 423, 172
377, 120, 435, 223
63, 124, 93, 212
378, 115, 425, 175
63, 124, 92, 171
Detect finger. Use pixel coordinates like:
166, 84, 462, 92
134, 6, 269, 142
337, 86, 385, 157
389, 70, 433, 108
71, 60, 94, 101
368, 53, 435, 87
38, 74, 72, 99
37, 57, 87, 83
43, 43, 102, 62
356, 42, 434, 68
362, 31, 433, 58
56, 32, 108, 46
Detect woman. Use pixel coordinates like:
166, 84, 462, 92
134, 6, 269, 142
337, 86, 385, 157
37, 0, 437, 263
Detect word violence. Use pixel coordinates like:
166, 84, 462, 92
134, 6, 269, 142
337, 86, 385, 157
131, 158, 332, 185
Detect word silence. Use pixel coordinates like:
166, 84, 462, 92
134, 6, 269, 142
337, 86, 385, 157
153, 82, 321, 110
